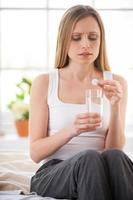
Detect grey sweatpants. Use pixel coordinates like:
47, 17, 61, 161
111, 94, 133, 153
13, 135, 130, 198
30, 149, 133, 200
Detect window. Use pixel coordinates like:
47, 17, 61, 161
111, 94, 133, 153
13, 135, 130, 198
0, 0, 133, 135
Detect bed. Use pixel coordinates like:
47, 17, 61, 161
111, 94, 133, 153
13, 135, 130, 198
0, 137, 68, 200
0, 136, 133, 200
0, 151, 68, 200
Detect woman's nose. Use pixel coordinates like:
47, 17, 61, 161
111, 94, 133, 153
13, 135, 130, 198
81, 37, 90, 48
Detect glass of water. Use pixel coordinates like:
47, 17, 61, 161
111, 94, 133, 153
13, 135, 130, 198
86, 88, 103, 117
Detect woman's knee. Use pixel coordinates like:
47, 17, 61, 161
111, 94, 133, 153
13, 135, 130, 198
74, 150, 102, 168
102, 149, 126, 163
72, 150, 106, 181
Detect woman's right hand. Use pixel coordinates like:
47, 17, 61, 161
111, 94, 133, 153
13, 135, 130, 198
66, 112, 102, 138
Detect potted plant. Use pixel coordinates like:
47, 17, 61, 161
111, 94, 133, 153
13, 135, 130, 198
8, 78, 32, 137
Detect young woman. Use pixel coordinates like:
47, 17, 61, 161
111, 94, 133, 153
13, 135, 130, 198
29, 5, 133, 200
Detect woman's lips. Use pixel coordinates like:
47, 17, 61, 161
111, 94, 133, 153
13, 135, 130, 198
78, 52, 93, 56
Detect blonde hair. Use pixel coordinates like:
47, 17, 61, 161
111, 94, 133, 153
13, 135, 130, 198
55, 5, 110, 71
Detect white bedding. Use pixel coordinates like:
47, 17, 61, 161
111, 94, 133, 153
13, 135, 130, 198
0, 151, 67, 200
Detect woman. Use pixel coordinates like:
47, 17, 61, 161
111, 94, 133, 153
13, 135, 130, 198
29, 5, 133, 200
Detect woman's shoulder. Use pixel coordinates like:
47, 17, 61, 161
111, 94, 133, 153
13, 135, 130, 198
32, 73, 49, 89
31, 70, 58, 99
31, 73, 50, 102
32, 69, 58, 87
33, 73, 49, 82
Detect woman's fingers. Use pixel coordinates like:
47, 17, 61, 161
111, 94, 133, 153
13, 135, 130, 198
73, 112, 102, 134
76, 117, 101, 125
99, 80, 123, 105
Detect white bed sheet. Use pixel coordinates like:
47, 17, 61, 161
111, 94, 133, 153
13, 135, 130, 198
0, 151, 68, 200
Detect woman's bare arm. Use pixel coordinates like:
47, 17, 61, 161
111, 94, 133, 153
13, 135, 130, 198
29, 74, 74, 163
104, 75, 128, 149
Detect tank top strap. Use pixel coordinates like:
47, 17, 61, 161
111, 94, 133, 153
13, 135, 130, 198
48, 69, 59, 105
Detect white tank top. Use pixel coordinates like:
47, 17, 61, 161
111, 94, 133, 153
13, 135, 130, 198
45, 69, 111, 161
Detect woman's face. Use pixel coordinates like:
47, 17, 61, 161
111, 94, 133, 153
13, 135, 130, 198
68, 16, 101, 66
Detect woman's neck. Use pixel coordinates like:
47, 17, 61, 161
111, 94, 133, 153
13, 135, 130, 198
62, 63, 98, 82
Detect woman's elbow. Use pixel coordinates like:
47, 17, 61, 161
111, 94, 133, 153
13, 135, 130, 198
30, 145, 42, 163
105, 141, 125, 150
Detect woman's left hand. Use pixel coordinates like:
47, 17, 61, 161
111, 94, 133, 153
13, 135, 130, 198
98, 80, 123, 105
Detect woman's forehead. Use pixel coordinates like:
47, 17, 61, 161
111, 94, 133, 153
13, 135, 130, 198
73, 16, 100, 34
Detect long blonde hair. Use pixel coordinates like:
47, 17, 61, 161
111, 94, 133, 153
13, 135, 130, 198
55, 5, 110, 71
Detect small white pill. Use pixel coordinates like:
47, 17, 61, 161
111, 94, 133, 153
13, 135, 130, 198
103, 71, 113, 80
92, 79, 98, 86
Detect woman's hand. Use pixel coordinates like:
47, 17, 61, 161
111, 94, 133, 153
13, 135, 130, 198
67, 113, 102, 137
98, 80, 123, 105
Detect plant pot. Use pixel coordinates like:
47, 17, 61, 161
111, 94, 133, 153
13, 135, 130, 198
15, 120, 29, 137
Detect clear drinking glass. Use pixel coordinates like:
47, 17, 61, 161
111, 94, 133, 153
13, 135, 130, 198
86, 88, 103, 117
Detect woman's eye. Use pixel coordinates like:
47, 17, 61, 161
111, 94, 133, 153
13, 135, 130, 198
88, 35, 98, 41
88, 37, 97, 41
71, 36, 81, 41
71, 35, 98, 41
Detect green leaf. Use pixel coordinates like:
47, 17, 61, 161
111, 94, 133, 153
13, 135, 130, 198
7, 77, 32, 120
22, 111, 29, 120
